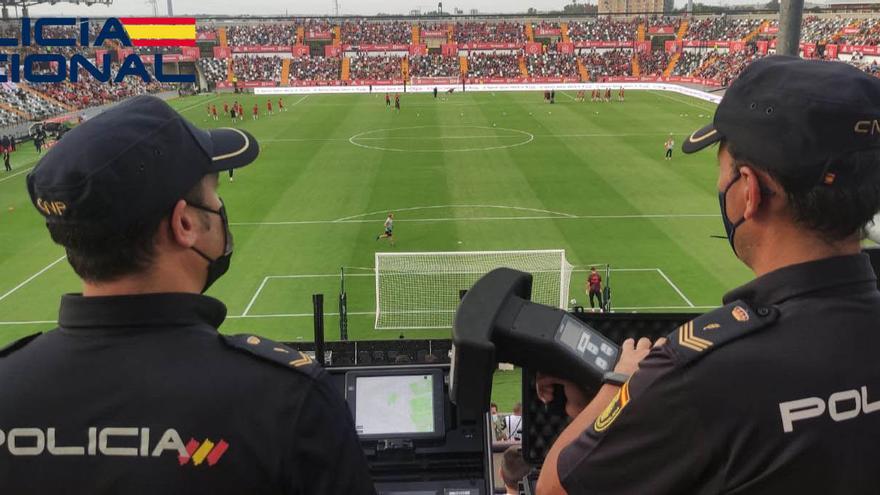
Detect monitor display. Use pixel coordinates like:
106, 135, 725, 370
347, 369, 445, 440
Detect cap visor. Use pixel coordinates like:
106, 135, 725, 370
682, 124, 722, 154
206, 127, 260, 171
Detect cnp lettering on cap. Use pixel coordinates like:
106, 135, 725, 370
854, 120, 880, 135
35, 198, 66, 217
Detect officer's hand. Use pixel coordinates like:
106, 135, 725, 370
613, 337, 667, 375
536, 373, 591, 419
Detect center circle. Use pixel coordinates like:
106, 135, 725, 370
348, 125, 534, 153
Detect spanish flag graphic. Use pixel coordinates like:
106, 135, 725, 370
118, 17, 196, 47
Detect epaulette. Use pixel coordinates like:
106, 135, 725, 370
0, 333, 41, 358
220, 334, 323, 379
667, 300, 778, 365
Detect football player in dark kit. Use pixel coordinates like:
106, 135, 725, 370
536, 57, 880, 494
1, 95, 375, 495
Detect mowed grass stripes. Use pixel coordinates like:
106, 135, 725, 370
0, 90, 751, 350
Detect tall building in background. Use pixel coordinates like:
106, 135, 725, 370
599, 0, 669, 14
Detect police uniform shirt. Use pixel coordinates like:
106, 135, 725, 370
0, 293, 376, 495
557, 254, 880, 494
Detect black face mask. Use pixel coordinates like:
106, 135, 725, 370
188, 200, 233, 293
718, 172, 746, 257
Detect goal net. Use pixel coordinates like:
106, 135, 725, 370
374, 250, 574, 330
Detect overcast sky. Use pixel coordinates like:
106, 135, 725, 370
22, 0, 779, 17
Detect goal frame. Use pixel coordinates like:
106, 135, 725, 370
374, 249, 571, 329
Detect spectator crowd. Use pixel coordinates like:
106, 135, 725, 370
455, 22, 525, 44
409, 55, 461, 78
580, 49, 633, 78
569, 17, 638, 42
349, 55, 403, 80
233, 55, 282, 82
227, 24, 296, 46
342, 20, 411, 45
525, 53, 578, 77
466, 52, 522, 78
289, 57, 341, 81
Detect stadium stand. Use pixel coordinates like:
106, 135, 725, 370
302, 18, 333, 34
227, 23, 296, 46
409, 55, 461, 78
846, 17, 880, 46
289, 57, 342, 82
342, 20, 411, 45
418, 22, 449, 34
637, 50, 671, 76
800, 16, 854, 43
233, 55, 283, 83
454, 21, 526, 44
0, 84, 67, 120
199, 58, 229, 85
31, 65, 168, 110
692, 46, 766, 86
580, 49, 633, 78
568, 17, 638, 42
525, 53, 579, 78
197, 25, 216, 37
671, 50, 715, 76
645, 15, 682, 31
349, 55, 403, 81
533, 21, 561, 34
466, 52, 523, 78
685, 16, 765, 41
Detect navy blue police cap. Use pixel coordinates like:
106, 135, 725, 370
27, 95, 259, 229
682, 55, 880, 185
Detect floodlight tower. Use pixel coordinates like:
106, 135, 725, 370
333, 0, 340, 16
167, 0, 173, 16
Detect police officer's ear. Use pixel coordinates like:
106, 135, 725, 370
166, 199, 203, 250
165, 176, 214, 250
736, 165, 777, 222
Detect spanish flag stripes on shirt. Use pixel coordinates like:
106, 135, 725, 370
118, 17, 196, 47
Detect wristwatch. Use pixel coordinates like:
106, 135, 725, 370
602, 372, 630, 387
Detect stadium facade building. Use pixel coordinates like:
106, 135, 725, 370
599, 0, 674, 15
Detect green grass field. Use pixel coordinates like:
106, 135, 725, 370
0, 89, 750, 410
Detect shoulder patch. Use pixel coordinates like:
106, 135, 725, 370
220, 334, 323, 379
0, 333, 41, 358
667, 300, 778, 365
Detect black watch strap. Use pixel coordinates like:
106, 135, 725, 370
602, 372, 630, 386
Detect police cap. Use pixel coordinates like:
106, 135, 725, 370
682, 56, 880, 185
26, 95, 259, 229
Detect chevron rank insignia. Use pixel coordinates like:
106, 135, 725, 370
667, 300, 778, 365
221, 334, 323, 379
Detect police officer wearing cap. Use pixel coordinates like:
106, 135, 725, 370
535, 56, 880, 494
0, 95, 375, 494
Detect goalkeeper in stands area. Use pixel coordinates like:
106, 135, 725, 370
376, 212, 395, 246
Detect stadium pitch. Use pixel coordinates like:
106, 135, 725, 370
0, 89, 749, 405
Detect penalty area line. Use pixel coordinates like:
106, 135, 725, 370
655, 268, 695, 308
0, 255, 66, 304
